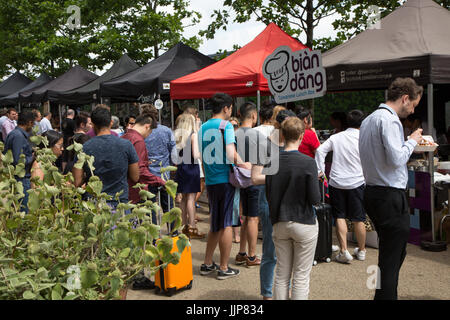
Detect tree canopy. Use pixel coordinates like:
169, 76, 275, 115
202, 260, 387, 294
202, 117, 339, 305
2, 0, 449, 80
0, 0, 202, 78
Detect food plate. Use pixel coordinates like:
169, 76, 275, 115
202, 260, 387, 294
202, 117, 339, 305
414, 135, 438, 152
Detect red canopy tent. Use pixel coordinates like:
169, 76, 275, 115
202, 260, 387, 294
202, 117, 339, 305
170, 23, 308, 100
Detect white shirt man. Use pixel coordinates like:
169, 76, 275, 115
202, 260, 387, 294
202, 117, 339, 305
315, 127, 364, 190
38, 113, 53, 134
315, 110, 367, 265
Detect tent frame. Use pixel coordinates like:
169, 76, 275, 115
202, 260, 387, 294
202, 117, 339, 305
427, 83, 436, 242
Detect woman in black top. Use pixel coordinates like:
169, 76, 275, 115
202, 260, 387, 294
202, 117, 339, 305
264, 117, 320, 300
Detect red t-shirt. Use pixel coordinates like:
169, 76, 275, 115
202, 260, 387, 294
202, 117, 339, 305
298, 129, 320, 158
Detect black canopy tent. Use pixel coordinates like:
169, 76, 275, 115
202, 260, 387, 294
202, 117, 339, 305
0, 72, 32, 98
100, 42, 215, 128
56, 54, 139, 105
0, 73, 52, 107
19, 65, 98, 104
323, 0, 450, 245
100, 43, 215, 100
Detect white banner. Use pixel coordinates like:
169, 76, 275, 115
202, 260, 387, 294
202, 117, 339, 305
263, 46, 327, 104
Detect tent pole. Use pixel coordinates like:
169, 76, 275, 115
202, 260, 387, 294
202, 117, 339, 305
202, 98, 206, 123
427, 83, 436, 243
427, 84, 434, 136
257, 90, 261, 126
171, 100, 174, 130
58, 104, 62, 132
158, 95, 162, 123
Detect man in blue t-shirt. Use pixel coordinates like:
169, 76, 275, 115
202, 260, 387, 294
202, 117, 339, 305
73, 107, 139, 207
198, 93, 251, 281
3, 111, 35, 211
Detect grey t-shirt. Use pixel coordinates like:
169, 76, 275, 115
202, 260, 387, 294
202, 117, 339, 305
235, 127, 282, 175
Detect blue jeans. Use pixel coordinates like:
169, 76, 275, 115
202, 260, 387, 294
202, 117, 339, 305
232, 187, 241, 227
18, 177, 31, 213
255, 185, 276, 298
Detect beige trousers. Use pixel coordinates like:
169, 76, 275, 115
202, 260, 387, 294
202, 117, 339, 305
272, 220, 318, 300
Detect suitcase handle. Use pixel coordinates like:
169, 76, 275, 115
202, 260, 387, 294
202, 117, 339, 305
157, 186, 174, 236
319, 176, 326, 203
157, 189, 163, 238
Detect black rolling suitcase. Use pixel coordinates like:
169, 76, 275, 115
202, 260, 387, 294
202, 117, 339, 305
313, 178, 332, 265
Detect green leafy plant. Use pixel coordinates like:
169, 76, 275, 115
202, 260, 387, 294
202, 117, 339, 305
0, 137, 188, 300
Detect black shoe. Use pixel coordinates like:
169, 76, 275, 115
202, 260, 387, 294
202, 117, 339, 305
217, 267, 240, 280
200, 262, 219, 275
132, 277, 155, 290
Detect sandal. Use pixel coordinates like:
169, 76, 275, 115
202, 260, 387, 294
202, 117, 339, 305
182, 225, 190, 235
188, 227, 206, 239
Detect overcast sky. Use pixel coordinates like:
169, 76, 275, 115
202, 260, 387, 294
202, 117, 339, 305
185, 0, 339, 55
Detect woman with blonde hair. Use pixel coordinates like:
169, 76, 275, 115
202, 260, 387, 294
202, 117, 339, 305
174, 113, 205, 239
271, 106, 287, 128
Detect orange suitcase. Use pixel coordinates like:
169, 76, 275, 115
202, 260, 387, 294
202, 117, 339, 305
154, 236, 193, 296
154, 189, 193, 296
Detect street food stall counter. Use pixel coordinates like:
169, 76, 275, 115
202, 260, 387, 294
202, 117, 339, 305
407, 138, 450, 249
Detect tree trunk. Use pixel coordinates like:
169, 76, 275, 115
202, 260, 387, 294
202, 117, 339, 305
306, 0, 314, 49
154, 44, 159, 58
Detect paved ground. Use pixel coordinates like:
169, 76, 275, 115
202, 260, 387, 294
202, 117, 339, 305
127, 201, 450, 300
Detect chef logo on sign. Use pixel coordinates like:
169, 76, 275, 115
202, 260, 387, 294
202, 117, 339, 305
264, 50, 290, 93
263, 46, 327, 104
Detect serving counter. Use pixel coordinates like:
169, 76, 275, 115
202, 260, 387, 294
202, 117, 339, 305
407, 150, 450, 247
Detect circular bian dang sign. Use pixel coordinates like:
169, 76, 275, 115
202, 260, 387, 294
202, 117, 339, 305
263, 46, 327, 104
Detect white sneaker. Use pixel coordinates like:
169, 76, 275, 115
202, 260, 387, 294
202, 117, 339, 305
335, 250, 353, 264
332, 245, 340, 252
354, 247, 366, 261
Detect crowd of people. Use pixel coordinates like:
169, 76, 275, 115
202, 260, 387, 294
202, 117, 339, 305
0, 76, 424, 300
196, 77, 424, 301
